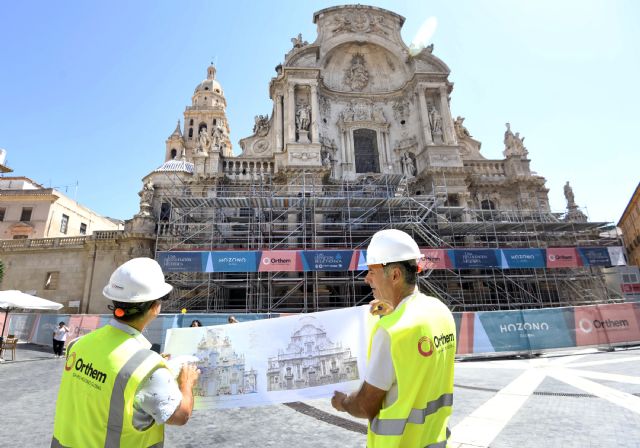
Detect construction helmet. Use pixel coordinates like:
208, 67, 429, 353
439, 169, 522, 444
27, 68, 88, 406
103, 258, 172, 303
366, 229, 423, 266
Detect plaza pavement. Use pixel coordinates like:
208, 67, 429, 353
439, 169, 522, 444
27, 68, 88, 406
1, 343, 639, 447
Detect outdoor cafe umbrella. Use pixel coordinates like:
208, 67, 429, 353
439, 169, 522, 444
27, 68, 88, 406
0, 290, 63, 343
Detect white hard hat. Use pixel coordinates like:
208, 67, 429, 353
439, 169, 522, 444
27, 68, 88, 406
103, 258, 173, 303
366, 229, 423, 266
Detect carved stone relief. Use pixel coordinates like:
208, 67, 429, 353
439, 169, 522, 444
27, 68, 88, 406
319, 96, 331, 117
253, 139, 270, 154
343, 53, 369, 91
253, 115, 270, 137
392, 98, 410, 121
331, 12, 391, 36
339, 101, 386, 123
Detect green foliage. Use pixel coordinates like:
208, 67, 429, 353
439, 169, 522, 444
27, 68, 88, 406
0, 260, 4, 285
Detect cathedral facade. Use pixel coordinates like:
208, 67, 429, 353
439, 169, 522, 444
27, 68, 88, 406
126, 5, 618, 313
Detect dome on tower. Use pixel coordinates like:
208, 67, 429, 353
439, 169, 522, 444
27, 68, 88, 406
194, 64, 223, 95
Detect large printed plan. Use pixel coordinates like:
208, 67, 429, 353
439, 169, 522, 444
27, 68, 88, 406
163, 306, 373, 408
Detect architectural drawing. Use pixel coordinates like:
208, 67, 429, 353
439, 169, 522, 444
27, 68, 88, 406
193, 328, 257, 396
266, 317, 359, 391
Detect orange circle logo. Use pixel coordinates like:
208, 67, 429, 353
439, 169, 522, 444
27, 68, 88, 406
418, 336, 433, 357
65, 352, 76, 371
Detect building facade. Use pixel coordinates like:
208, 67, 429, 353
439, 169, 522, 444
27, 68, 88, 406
131, 5, 620, 313
619, 182, 640, 267
0, 177, 122, 240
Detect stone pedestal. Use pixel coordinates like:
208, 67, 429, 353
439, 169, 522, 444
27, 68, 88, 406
565, 206, 587, 223
127, 215, 156, 234
298, 130, 310, 144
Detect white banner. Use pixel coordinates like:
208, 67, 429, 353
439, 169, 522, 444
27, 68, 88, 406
164, 305, 374, 409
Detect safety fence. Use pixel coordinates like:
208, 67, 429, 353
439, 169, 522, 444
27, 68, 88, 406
2, 302, 639, 357
157, 246, 626, 273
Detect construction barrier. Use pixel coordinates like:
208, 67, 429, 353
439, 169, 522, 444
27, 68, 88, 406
3, 303, 639, 357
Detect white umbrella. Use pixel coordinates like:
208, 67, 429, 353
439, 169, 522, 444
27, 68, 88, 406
0, 290, 63, 343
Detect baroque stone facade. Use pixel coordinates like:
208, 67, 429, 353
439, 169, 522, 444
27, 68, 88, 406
134, 4, 551, 225
266, 317, 358, 391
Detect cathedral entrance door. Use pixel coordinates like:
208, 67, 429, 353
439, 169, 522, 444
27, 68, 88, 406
353, 129, 380, 173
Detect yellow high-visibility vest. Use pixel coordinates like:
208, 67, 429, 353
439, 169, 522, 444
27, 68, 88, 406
52, 325, 166, 448
367, 293, 456, 448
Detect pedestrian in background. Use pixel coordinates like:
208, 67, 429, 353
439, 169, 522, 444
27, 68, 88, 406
331, 229, 456, 447
227, 315, 239, 324
52, 321, 69, 358
52, 258, 200, 447
190, 319, 202, 327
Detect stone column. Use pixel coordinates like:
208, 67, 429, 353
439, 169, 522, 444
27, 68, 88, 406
286, 84, 296, 143
417, 86, 433, 145
310, 84, 319, 143
339, 129, 347, 178
439, 86, 456, 145
275, 94, 283, 151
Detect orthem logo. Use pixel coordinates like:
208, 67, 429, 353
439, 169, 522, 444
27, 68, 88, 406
263, 257, 271, 265
65, 352, 77, 371
418, 336, 434, 357
578, 318, 593, 333
578, 318, 629, 333
66, 354, 108, 384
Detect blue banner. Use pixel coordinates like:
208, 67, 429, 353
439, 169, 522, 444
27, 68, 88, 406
500, 249, 546, 269
301, 250, 354, 271
452, 249, 500, 269
577, 247, 612, 267
205, 251, 261, 272
157, 252, 204, 272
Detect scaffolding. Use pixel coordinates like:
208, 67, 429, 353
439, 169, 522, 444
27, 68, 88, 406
154, 171, 623, 313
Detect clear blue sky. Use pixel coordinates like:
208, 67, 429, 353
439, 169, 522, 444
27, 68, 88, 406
1, 0, 638, 223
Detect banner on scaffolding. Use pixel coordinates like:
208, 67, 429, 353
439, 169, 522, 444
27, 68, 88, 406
500, 249, 546, 269
204, 251, 261, 272
163, 305, 372, 409
155, 246, 626, 273
577, 247, 612, 267
301, 250, 354, 271
451, 249, 500, 269
421, 249, 453, 270
157, 252, 204, 272
546, 247, 580, 268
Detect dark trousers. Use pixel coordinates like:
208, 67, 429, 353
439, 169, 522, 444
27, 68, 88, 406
53, 339, 65, 356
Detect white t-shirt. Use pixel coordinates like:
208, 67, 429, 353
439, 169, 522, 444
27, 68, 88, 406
364, 293, 416, 408
107, 320, 183, 430
53, 327, 69, 342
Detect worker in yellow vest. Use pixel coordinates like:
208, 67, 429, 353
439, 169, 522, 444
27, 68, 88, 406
52, 258, 200, 447
331, 229, 456, 448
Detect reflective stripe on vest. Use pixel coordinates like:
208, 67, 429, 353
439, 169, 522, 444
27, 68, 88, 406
370, 393, 453, 435
105, 349, 158, 448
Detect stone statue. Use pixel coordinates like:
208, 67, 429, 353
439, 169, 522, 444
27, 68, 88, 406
197, 128, 211, 152
564, 181, 575, 207
341, 103, 355, 122
291, 33, 308, 49
454, 116, 471, 139
343, 54, 369, 91
322, 150, 332, 167
253, 114, 270, 137
140, 181, 154, 206
401, 152, 416, 177
504, 123, 528, 157
211, 125, 224, 149
373, 106, 386, 122
428, 105, 443, 136
295, 104, 311, 131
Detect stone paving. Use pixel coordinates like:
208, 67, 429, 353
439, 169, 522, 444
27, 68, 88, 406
1, 344, 639, 447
